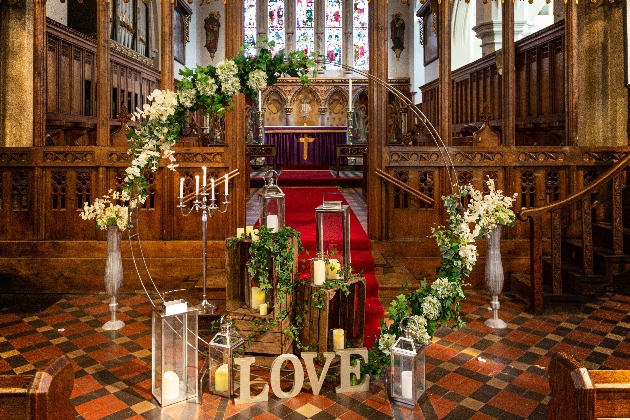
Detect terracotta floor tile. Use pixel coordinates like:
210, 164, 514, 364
504, 330, 542, 347
512, 371, 550, 395
488, 390, 537, 417
602, 355, 630, 370
431, 395, 459, 418
252, 412, 282, 420
40, 312, 76, 326
10, 332, 48, 349
75, 393, 128, 420
442, 330, 482, 347
484, 342, 526, 361
566, 330, 604, 347
71, 333, 109, 350
436, 372, 483, 396
0, 322, 34, 337
71, 374, 103, 398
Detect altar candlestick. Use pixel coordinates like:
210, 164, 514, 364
224, 174, 229, 195
179, 177, 184, 199
195, 175, 199, 196
202, 166, 207, 187
211, 178, 215, 200
258, 91, 262, 112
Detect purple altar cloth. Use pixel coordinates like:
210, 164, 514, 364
264, 126, 348, 165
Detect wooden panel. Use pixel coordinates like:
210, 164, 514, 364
71, 47, 83, 116
46, 36, 58, 114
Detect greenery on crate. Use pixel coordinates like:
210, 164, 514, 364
364, 180, 517, 378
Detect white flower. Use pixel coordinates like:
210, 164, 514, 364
177, 88, 196, 108
431, 277, 453, 299
407, 315, 431, 345
195, 77, 218, 96
80, 190, 129, 231
216, 59, 240, 97
378, 333, 396, 356
421, 295, 441, 320
247, 69, 268, 92
465, 178, 517, 238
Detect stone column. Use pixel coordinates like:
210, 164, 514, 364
314, 0, 325, 74
285, 1, 295, 53
342, 0, 353, 74
160, 0, 174, 90
367, 0, 388, 240
96, 0, 111, 146
0, 0, 34, 147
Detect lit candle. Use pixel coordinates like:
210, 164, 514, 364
163, 370, 180, 400
202, 166, 207, 188
401, 370, 413, 399
266, 215, 279, 233
246, 226, 254, 235
179, 177, 184, 199
236, 228, 245, 237
313, 259, 326, 286
332, 329, 344, 350
251, 286, 264, 310
211, 178, 215, 200
251, 229, 259, 242
326, 259, 341, 280
214, 364, 229, 392
195, 175, 199, 196
224, 174, 228, 196
258, 90, 262, 112
259, 303, 268, 316
348, 78, 352, 110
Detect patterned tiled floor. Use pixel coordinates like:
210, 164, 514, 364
2, 289, 630, 419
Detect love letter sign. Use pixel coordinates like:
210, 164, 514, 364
233, 348, 370, 404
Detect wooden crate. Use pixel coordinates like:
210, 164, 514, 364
229, 307, 293, 355
225, 235, 299, 355
298, 276, 366, 353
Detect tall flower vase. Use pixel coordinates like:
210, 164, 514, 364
484, 225, 507, 329
103, 226, 125, 331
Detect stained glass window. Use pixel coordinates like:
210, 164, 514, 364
244, 0, 257, 55
353, 0, 368, 69
296, 0, 314, 55
268, 0, 285, 54
325, 0, 342, 67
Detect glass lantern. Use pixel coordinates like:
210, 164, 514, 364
152, 305, 198, 407
209, 315, 245, 398
258, 170, 285, 233
389, 317, 426, 406
315, 204, 351, 278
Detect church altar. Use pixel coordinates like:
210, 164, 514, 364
264, 126, 348, 165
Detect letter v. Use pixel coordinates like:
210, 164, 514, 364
301, 352, 335, 395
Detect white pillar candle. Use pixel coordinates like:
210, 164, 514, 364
163, 370, 180, 400
326, 259, 341, 279
179, 177, 184, 199
251, 287, 265, 310
211, 178, 215, 200
246, 226, 254, 235
202, 166, 207, 187
214, 364, 229, 392
313, 259, 326, 285
258, 90, 262, 112
401, 370, 413, 399
332, 329, 344, 350
251, 229, 259, 242
224, 174, 228, 196
266, 214, 279, 233
195, 175, 199, 196
259, 303, 268, 316
236, 228, 245, 237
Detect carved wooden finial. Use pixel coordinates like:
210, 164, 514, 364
116, 104, 131, 127
479, 103, 492, 125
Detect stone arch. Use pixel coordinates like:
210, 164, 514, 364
263, 87, 288, 126
289, 85, 321, 126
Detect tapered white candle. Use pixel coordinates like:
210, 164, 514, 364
211, 178, 215, 200
195, 175, 199, 196
401, 371, 413, 399
258, 90, 262, 112
179, 177, 184, 199
202, 166, 207, 187
224, 174, 228, 195
348, 78, 352, 110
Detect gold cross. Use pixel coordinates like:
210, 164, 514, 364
298, 134, 315, 161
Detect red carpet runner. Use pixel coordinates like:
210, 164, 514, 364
283, 187, 384, 349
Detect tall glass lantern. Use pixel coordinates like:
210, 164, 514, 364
315, 203, 351, 278
209, 315, 245, 398
389, 317, 426, 406
258, 170, 285, 233
152, 304, 198, 407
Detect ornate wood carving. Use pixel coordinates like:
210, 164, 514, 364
545, 170, 560, 203
581, 194, 593, 276
107, 152, 132, 163
583, 151, 626, 162
418, 171, 434, 209
453, 151, 502, 163
389, 151, 440, 163
76, 172, 91, 210
551, 210, 562, 294
393, 171, 409, 209
0, 152, 30, 164
521, 170, 536, 208
518, 151, 567, 162
11, 172, 28, 211
43, 151, 95, 163
173, 151, 225, 163
51, 171, 67, 210
612, 173, 623, 255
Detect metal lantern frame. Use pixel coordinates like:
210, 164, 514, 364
315, 204, 351, 278
258, 170, 285, 232
389, 316, 426, 406
208, 315, 245, 398
151, 306, 199, 407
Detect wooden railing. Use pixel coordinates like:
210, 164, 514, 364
517, 153, 630, 313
